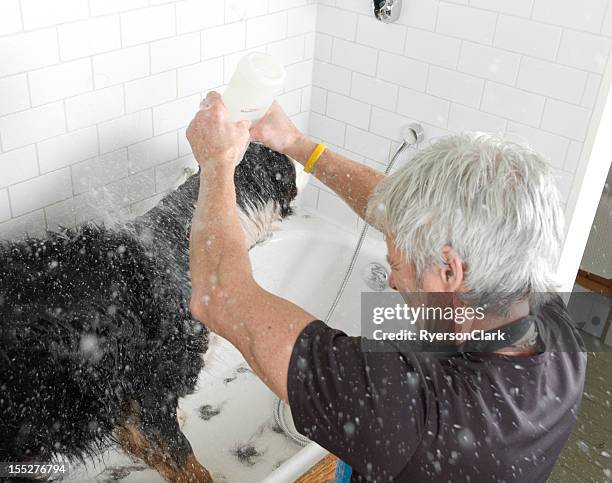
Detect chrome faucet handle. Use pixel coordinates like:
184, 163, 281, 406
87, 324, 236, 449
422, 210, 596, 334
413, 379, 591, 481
373, 0, 403, 24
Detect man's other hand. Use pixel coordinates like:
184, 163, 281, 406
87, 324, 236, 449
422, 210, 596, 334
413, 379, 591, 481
250, 101, 304, 156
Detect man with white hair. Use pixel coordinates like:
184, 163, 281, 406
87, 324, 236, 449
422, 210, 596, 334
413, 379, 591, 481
187, 93, 586, 482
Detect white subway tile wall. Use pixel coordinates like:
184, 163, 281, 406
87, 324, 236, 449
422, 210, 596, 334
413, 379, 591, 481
125, 71, 178, 113
308, 0, 612, 232
0, 1, 23, 37
0, 189, 10, 223
0, 0, 317, 236
1, 0, 611, 238
29, 59, 94, 106
38, 128, 99, 173
92, 45, 151, 88
0, 146, 39, 188
0, 102, 67, 150
0, 75, 30, 117
20, 0, 89, 30
0, 29, 59, 78
59, 16, 122, 60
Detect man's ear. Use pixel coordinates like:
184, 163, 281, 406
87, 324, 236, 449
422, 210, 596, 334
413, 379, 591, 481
438, 245, 464, 292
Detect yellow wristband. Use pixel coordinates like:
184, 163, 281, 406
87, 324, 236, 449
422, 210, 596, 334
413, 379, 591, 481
304, 144, 326, 174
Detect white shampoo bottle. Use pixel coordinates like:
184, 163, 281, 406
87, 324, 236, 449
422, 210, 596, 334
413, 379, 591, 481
223, 52, 287, 123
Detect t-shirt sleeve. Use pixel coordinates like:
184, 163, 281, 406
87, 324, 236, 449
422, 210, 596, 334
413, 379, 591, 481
287, 320, 429, 479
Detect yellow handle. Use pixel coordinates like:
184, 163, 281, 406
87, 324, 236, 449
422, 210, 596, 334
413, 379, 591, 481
304, 144, 326, 174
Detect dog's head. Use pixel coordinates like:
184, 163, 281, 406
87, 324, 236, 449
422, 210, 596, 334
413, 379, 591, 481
146, 143, 299, 252
234, 143, 298, 247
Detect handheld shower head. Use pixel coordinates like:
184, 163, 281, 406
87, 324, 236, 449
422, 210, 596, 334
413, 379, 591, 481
391, 123, 424, 164
401, 123, 425, 146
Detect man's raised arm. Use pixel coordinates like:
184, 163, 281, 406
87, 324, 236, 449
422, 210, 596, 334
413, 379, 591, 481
187, 92, 315, 401
250, 102, 385, 223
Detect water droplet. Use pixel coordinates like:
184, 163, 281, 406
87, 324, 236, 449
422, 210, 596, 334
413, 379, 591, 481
343, 421, 356, 437
457, 427, 475, 449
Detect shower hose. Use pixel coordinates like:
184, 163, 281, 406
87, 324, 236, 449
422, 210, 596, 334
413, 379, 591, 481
273, 124, 424, 447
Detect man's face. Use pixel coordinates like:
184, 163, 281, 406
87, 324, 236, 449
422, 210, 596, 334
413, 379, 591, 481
385, 234, 468, 332
385, 235, 418, 293
384, 233, 460, 295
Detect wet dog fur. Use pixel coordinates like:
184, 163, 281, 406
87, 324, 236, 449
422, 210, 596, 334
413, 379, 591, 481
0, 144, 298, 482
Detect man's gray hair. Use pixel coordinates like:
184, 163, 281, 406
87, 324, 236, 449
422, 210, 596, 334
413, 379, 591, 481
367, 132, 565, 312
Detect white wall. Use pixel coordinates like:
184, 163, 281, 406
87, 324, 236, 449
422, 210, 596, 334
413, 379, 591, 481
305, 0, 612, 232
0, 0, 316, 238
1, 0, 611, 249
558, 48, 612, 290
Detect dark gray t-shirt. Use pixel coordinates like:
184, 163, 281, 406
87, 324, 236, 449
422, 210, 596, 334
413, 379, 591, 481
287, 300, 586, 482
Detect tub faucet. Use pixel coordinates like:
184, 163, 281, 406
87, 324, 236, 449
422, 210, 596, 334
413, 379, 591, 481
373, 0, 402, 24
361, 262, 390, 292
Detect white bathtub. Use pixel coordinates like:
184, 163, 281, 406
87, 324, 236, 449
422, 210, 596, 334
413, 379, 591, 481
67, 208, 389, 483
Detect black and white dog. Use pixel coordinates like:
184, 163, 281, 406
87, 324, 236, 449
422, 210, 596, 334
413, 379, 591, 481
0, 144, 298, 482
